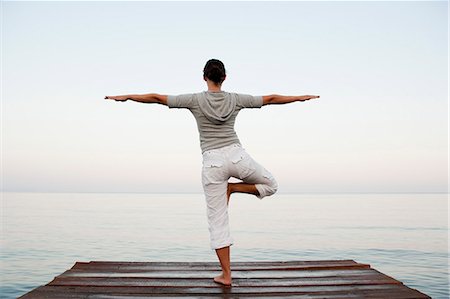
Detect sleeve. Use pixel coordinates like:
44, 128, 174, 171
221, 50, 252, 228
236, 93, 263, 109
167, 93, 195, 109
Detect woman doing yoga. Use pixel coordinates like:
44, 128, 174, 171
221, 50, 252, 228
105, 58, 320, 287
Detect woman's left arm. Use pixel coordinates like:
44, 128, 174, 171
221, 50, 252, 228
105, 93, 168, 105
262, 94, 319, 105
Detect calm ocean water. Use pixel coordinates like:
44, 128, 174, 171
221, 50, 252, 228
0, 192, 448, 298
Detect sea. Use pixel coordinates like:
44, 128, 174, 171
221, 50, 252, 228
1, 192, 448, 298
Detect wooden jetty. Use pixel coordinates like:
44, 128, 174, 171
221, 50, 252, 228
19, 260, 431, 298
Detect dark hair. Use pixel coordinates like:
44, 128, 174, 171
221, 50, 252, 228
203, 59, 226, 84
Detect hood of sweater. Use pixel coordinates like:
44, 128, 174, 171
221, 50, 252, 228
198, 91, 236, 125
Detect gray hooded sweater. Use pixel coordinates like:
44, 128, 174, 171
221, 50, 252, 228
167, 91, 263, 153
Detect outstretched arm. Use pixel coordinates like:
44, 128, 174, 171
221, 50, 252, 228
262, 94, 319, 106
104, 93, 168, 105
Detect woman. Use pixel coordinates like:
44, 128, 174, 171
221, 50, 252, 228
105, 59, 319, 286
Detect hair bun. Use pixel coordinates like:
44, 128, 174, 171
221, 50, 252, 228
203, 59, 226, 84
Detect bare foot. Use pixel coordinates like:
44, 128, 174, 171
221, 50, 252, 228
213, 272, 232, 286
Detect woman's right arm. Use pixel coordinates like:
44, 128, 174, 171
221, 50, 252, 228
262, 94, 319, 105
105, 93, 168, 105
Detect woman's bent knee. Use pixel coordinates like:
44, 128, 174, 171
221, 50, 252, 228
255, 177, 278, 199
266, 177, 279, 196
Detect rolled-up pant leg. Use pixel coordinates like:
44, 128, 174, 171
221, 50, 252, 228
201, 150, 234, 250
202, 180, 233, 250
244, 162, 278, 199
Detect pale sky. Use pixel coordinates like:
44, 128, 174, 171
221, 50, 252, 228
2, 1, 448, 193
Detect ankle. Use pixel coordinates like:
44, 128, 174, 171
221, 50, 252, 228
222, 269, 231, 277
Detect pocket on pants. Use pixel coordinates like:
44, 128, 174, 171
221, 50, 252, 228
230, 148, 255, 179
202, 153, 226, 186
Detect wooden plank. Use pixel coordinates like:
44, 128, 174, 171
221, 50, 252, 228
70, 265, 370, 273
23, 284, 407, 293
48, 274, 402, 287
19, 284, 430, 298
72, 260, 361, 267
58, 269, 382, 279
71, 260, 369, 271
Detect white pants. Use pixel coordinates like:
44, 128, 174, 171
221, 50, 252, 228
201, 143, 278, 250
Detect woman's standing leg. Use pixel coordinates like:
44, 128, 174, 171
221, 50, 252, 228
202, 156, 233, 286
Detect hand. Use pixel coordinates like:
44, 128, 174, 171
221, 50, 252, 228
104, 95, 128, 102
300, 95, 320, 101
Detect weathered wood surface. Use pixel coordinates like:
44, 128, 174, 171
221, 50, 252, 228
19, 260, 431, 298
